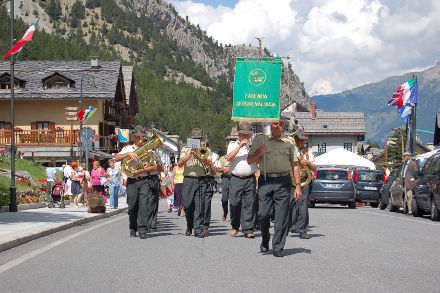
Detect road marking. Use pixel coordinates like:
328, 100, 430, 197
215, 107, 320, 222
0, 215, 127, 275
357, 210, 440, 227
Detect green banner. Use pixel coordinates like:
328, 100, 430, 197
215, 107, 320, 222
232, 57, 282, 122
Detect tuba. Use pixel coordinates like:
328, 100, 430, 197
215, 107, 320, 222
291, 149, 313, 188
121, 132, 163, 177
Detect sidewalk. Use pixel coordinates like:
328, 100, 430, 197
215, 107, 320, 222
0, 198, 128, 252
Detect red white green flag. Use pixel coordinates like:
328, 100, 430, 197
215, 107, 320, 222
2, 19, 39, 59
77, 106, 97, 123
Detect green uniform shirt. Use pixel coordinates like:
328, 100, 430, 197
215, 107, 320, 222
249, 134, 297, 174
180, 146, 212, 177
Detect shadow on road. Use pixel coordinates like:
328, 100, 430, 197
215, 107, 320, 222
282, 247, 312, 256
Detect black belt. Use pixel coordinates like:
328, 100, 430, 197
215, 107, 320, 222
265, 171, 290, 178
128, 175, 157, 181
184, 176, 210, 179
231, 174, 254, 180
221, 174, 231, 178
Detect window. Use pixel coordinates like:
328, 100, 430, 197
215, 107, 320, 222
252, 123, 263, 135
318, 143, 326, 154
344, 142, 352, 152
0, 121, 11, 132
43, 73, 73, 90
46, 81, 69, 90
31, 121, 55, 131
0, 75, 20, 90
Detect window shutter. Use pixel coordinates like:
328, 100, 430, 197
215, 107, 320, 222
31, 122, 37, 130
49, 122, 55, 130
5, 122, 11, 130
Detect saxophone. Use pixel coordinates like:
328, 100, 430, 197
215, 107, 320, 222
121, 132, 164, 177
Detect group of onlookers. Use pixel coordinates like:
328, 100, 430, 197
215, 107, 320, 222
46, 158, 125, 209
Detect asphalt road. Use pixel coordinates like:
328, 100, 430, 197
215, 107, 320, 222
1, 193, 440, 293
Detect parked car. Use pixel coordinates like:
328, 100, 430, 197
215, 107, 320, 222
379, 168, 399, 209
412, 151, 440, 220
309, 168, 356, 208
388, 163, 405, 213
353, 169, 384, 207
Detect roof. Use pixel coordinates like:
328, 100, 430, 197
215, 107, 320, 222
0, 60, 122, 100
289, 110, 366, 135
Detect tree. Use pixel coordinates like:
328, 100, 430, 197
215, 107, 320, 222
47, 0, 62, 21
386, 127, 406, 168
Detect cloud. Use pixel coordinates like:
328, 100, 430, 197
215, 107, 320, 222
169, 0, 440, 95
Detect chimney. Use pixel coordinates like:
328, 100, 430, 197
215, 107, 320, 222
312, 102, 316, 120
91, 56, 99, 69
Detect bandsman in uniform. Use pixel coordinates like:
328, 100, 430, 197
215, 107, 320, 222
217, 142, 232, 221
247, 118, 302, 257
227, 121, 257, 238
178, 129, 217, 238
115, 126, 163, 239
290, 129, 316, 239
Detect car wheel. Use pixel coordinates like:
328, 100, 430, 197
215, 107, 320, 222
431, 198, 440, 221
388, 194, 398, 212
348, 201, 356, 209
411, 199, 423, 217
308, 201, 315, 208
370, 202, 379, 208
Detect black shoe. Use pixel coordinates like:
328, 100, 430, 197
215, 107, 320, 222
185, 228, 192, 236
194, 233, 204, 238
260, 242, 269, 253
139, 233, 148, 239
299, 232, 310, 239
130, 229, 137, 237
151, 226, 157, 230
273, 250, 284, 257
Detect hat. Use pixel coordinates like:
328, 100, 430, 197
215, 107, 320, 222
131, 125, 145, 136
403, 151, 411, 156
238, 122, 252, 134
294, 129, 308, 140
190, 128, 204, 139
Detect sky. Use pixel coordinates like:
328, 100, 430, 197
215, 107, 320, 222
169, 0, 440, 96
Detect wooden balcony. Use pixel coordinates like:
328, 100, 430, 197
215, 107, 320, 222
0, 130, 80, 146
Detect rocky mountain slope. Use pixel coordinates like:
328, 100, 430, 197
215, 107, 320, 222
313, 62, 440, 145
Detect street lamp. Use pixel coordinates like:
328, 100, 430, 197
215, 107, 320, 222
79, 73, 96, 165
9, 0, 17, 212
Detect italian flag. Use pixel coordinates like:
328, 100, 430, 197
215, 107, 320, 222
78, 106, 97, 123
2, 19, 39, 59
394, 79, 418, 109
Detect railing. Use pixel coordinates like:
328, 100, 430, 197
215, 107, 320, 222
0, 130, 80, 146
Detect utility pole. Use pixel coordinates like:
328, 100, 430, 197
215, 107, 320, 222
9, 0, 17, 212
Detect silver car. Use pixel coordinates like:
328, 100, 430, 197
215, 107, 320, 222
309, 168, 356, 208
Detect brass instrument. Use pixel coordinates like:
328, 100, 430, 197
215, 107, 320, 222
291, 148, 313, 188
196, 141, 210, 160
121, 132, 163, 177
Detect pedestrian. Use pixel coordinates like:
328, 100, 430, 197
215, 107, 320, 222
290, 129, 316, 239
45, 160, 57, 202
70, 161, 81, 207
172, 162, 185, 217
226, 121, 257, 238
217, 142, 232, 221
115, 126, 163, 239
77, 162, 90, 206
91, 160, 106, 195
403, 152, 417, 215
247, 117, 302, 257
107, 158, 123, 209
178, 128, 217, 238
63, 159, 73, 201
382, 165, 390, 182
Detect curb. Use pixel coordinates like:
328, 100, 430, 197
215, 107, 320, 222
0, 207, 128, 253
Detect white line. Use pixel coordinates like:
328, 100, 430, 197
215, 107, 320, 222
0, 215, 127, 275
357, 210, 440, 227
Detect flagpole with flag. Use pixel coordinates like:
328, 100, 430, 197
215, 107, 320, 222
4, 14, 39, 212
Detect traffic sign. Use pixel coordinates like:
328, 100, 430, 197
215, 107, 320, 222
65, 117, 78, 121
64, 112, 77, 116
81, 140, 93, 151
80, 127, 94, 139
65, 107, 79, 111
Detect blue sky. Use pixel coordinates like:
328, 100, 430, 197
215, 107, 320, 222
170, 0, 440, 95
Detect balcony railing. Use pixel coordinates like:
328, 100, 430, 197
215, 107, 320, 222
0, 130, 80, 146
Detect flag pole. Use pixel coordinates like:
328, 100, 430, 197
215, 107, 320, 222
410, 75, 417, 156
9, 0, 17, 212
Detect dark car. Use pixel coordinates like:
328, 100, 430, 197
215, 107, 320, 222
353, 170, 384, 207
309, 168, 356, 208
379, 168, 400, 209
388, 163, 406, 213
412, 152, 440, 220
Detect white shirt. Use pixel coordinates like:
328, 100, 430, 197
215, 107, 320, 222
294, 146, 315, 163
227, 140, 257, 177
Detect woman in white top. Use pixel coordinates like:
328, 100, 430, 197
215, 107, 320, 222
63, 161, 73, 198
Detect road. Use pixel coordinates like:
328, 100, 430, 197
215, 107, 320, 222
1, 193, 440, 293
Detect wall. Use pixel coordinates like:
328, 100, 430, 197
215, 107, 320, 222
308, 135, 359, 155
0, 99, 103, 133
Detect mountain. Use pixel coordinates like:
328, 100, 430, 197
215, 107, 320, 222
1, 0, 311, 154
313, 63, 440, 146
